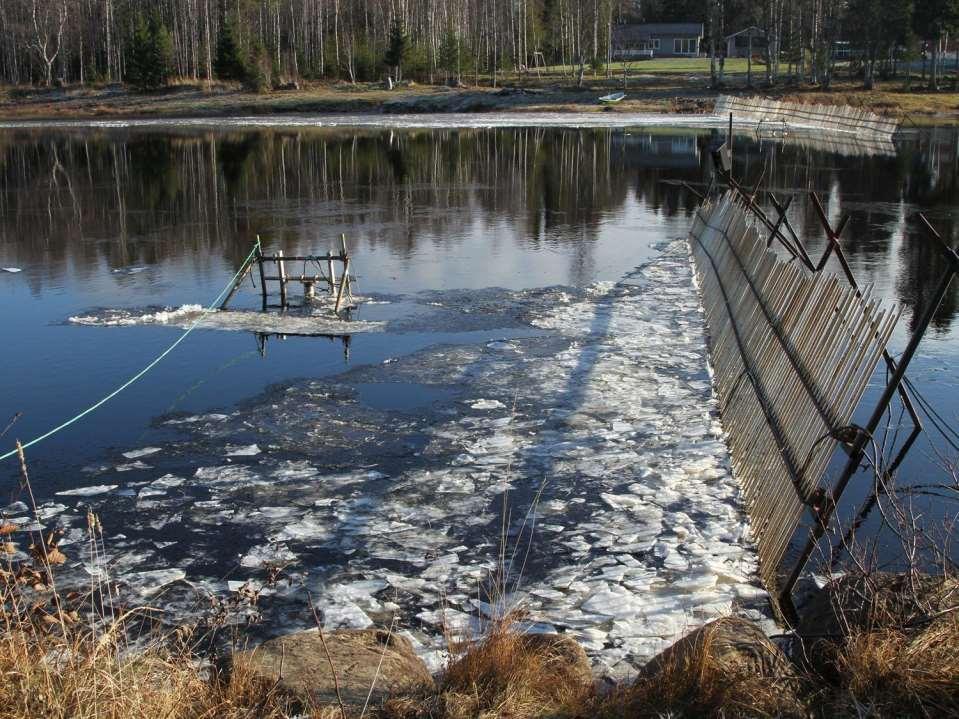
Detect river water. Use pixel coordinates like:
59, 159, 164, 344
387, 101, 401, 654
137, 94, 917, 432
0, 118, 956, 675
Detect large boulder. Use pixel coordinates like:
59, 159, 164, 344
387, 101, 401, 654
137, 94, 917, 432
627, 617, 804, 718
642, 616, 793, 680
235, 628, 434, 715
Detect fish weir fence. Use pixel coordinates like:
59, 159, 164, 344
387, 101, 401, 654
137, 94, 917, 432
688, 191, 909, 622
713, 95, 900, 138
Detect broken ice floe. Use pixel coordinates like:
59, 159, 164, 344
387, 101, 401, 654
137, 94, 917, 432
56, 484, 118, 497
225, 444, 262, 457
2, 267, 22, 273
39, 243, 770, 678
123, 447, 162, 459
69, 304, 204, 326
68, 305, 383, 335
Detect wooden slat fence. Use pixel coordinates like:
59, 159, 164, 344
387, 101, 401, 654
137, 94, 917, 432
714, 95, 899, 138
687, 193, 901, 602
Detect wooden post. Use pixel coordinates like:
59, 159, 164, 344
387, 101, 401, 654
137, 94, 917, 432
277, 250, 287, 308
303, 280, 316, 301
327, 256, 336, 295
256, 241, 267, 311
334, 258, 350, 313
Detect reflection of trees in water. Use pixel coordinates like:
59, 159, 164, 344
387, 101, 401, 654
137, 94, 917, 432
896, 222, 959, 335
0, 127, 707, 284
0, 127, 955, 322
731, 130, 959, 332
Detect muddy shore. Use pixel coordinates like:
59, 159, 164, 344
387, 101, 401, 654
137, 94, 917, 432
2, 81, 957, 126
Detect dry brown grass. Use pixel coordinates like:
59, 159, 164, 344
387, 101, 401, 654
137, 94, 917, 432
0, 442, 312, 719
596, 619, 807, 719
812, 588, 959, 719
0, 564, 314, 719
381, 616, 592, 719
830, 614, 959, 717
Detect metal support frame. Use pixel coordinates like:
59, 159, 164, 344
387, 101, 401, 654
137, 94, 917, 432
254, 235, 354, 313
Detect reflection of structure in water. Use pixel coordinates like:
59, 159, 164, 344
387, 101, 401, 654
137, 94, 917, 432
613, 131, 701, 169
254, 332, 352, 362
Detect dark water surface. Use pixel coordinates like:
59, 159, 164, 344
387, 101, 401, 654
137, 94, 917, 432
0, 123, 957, 664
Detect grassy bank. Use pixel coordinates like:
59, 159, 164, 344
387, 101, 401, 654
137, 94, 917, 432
3, 573, 957, 718
1, 58, 957, 125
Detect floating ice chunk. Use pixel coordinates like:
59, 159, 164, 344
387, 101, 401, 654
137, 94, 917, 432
470, 399, 506, 410
324, 469, 388, 486
599, 493, 646, 511
225, 444, 261, 457
733, 584, 768, 601
580, 584, 642, 618
151, 474, 185, 488
148, 512, 181, 531
137, 486, 167, 500
165, 413, 230, 425
275, 516, 329, 542
257, 506, 300, 520
673, 573, 718, 592
321, 600, 373, 629
116, 461, 150, 472
123, 568, 186, 596
122, 447, 162, 459
69, 304, 202, 326
240, 543, 296, 568
2, 267, 22, 273
416, 607, 473, 634
271, 461, 319, 480
55, 485, 118, 497
195, 465, 263, 487
36, 503, 67, 520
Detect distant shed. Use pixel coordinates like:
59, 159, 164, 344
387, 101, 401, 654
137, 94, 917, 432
725, 26, 768, 58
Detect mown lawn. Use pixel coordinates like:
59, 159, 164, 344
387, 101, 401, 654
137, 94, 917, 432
535, 57, 753, 76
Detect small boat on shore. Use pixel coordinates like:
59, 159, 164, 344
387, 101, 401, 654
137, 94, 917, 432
599, 91, 626, 105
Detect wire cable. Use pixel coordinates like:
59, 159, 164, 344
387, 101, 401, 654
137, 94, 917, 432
1, 239, 262, 463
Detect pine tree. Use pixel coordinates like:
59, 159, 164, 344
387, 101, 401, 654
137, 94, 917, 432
437, 31, 460, 84
245, 38, 269, 91
214, 16, 246, 81
148, 17, 174, 87
126, 16, 153, 89
126, 14, 173, 90
384, 20, 408, 81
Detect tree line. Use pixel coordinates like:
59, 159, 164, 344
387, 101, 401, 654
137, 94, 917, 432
0, 0, 957, 91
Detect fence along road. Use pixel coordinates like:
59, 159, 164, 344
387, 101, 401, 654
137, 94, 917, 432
687, 193, 901, 614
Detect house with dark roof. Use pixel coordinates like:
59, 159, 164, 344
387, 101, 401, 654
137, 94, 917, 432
725, 26, 768, 58
612, 23, 704, 60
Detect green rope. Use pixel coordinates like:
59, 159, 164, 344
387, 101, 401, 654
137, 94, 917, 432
1, 239, 262, 463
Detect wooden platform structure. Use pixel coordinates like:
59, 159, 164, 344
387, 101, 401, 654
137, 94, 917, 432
220, 234, 356, 313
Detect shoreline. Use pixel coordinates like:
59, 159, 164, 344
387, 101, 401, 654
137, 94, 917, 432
2, 81, 958, 127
